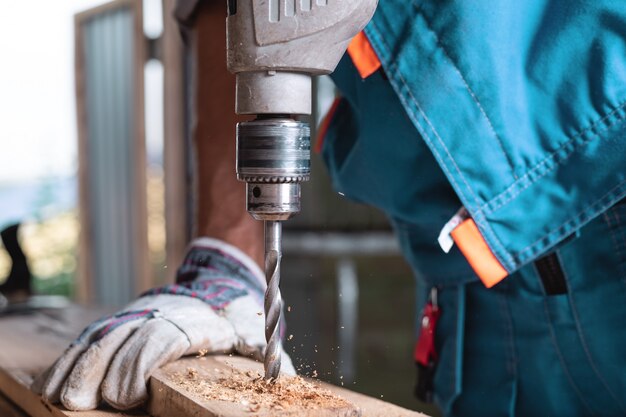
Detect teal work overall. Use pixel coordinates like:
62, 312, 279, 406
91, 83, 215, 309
322, 1, 626, 415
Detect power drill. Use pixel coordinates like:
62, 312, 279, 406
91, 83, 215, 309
226, 0, 377, 379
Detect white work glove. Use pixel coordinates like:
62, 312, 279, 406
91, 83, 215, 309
32, 238, 295, 411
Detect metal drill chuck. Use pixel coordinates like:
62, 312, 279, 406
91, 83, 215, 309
236, 118, 310, 221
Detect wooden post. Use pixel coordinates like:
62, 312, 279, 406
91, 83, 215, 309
162, 0, 191, 277
74, 0, 150, 304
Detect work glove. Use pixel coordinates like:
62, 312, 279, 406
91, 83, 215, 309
32, 238, 295, 411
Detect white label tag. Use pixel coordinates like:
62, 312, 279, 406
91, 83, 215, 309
438, 208, 469, 253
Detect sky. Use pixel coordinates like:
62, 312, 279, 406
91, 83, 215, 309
0, 0, 163, 186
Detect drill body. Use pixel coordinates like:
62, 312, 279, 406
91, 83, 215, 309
226, 0, 377, 379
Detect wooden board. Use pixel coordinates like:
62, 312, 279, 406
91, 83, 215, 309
0, 305, 427, 417
0, 306, 146, 417
149, 356, 425, 417
150, 356, 360, 417
0, 392, 29, 417
0, 368, 143, 417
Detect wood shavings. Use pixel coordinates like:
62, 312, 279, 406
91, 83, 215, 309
186, 367, 198, 378
171, 366, 355, 414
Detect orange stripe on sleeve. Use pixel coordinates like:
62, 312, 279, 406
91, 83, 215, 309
450, 219, 509, 288
347, 31, 381, 79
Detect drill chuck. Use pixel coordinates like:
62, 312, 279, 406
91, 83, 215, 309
236, 118, 310, 221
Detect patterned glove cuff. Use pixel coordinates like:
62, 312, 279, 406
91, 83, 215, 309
142, 238, 265, 310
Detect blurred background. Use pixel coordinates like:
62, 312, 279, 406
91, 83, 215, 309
0, 0, 167, 297
0, 1, 434, 414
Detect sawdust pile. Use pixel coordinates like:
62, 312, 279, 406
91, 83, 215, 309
171, 366, 355, 413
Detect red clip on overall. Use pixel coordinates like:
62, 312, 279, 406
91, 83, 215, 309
414, 288, 441, 402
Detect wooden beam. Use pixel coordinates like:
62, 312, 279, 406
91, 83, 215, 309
0, 368, 132, 417
0, 306, 147, 417
74, 0, 151, 304
0, 306, 428, 417
150, 357, 359, 417
0, 392, 30, 417
149, 356, 426, 417
161, 0, 191, 275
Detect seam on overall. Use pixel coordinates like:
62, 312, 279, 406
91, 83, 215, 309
566, 280, 626, 413
616, 207, 626, 284
449, 287, 457, 403
501, 283, 520, 416
516, 181, 626, 260
453, 285, 465, 405
366, 20, 516, 270
367, 21, 480, 211
478, 100, 626, 216
604, 208, 626, 285
416, 9, 518, 180
542, 298, 597, 416
603, 211, 621, 258
499, 283, 518, 386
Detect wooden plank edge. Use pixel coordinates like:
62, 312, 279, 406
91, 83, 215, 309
0, 368, 69, 417
149, 367, 361, 417
0, 391, 30, 417
149, 375, 219, 417
148, 356, 427, 417
0, 368, 148, 417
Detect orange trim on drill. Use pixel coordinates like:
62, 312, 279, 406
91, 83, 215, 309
347, 31, 381, 79
314, 97, 342, 154
450, 219, 509, 288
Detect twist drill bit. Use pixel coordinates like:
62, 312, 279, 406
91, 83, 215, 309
264, 220, 283, 380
